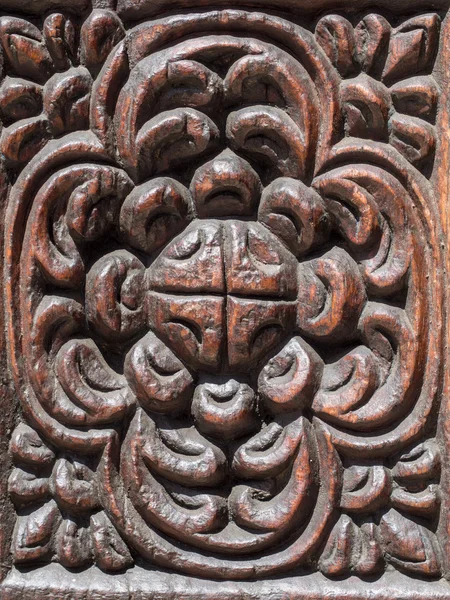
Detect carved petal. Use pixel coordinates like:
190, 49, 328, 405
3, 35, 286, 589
190, 150, 262, 218
0, 17, 53, 83
227, 297, 296, 371
226, 106, 309, 179
258, 337, 323, 414
297, 248, 367, 343
148, 292, 225, 372
148, 221, 224, 294
85, 251, 145, 341
258, 178, 329, 257
124, 331, 194, 414
120, 177, 192, 254
224, 221, 298, 298
192, 380, 259, 440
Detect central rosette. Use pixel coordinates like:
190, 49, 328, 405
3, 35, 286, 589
140, 218, 298, 440
147, 219, 298, 372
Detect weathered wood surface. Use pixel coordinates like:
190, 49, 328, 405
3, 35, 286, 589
0, 0, 449, 598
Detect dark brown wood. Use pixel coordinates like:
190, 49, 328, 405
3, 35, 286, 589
0, 0, 449, 598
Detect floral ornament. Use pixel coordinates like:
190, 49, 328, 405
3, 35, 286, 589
316, 13, 440, 169
5, 9, 444, 580
9, 424, 132, 570
320, 439, 442, 577
0, 10, 124, 171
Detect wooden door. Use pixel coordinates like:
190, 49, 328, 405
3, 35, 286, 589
1, 1, 450, 598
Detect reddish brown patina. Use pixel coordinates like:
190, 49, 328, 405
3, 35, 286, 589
0, 1, 449, 599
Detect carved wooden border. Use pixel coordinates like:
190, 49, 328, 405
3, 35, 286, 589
0, 1, 450, 598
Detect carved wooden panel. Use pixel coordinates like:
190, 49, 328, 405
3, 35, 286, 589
0, 1, 450, 598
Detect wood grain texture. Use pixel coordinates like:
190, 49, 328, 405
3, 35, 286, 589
0, 0, 449, 597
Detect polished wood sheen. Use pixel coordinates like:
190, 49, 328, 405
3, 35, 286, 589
0, 0, 450, 598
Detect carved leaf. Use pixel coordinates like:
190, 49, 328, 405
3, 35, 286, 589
90, 511, 133, 571
340, 465, 391, 512
380, 509, 441, 576
51, 458, 99, 513
43, 67, 92, 135
9, 468, 50, 505
0, 77, 42, 122
315, 15, 356, 77
389, 113, 436, 167
55, 518, 92, 568
383, 14, 440, 84
319, 514, 357, 576
0, 116, 51, 168
354, 14, 390, 75
391, 76, 439, 121
0, 17, 53, 83
81, 10, 125, 76
320, 516, 383, 576
13, 501, 60, 563
43, 13, 75, 71
341, 75, 391, 140
10, 423, 55, 466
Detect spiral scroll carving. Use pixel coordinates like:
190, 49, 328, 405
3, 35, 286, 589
3, 6, 445, 582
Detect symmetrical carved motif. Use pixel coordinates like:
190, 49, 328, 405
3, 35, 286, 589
1, 4, 446, 584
